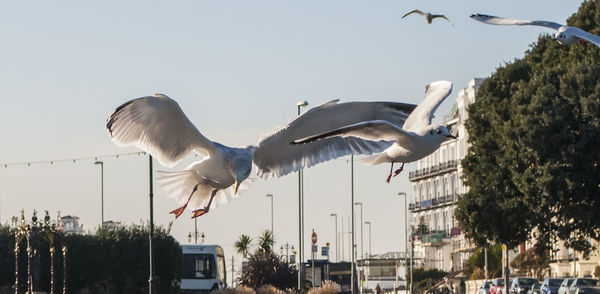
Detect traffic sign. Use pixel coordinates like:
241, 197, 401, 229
311, 230, 317, 244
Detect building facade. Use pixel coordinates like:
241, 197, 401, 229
408, 78, 483, 272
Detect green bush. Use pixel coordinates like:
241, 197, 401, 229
0, 222, 182, 294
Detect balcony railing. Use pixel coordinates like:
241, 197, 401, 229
408, 194, 458, 211
409, 160, 458, 180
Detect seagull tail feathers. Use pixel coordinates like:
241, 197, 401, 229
357, 153, 389, 166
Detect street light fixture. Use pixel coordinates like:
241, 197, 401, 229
330, 213, 338, 262
296, 100, 308, 293
94, 161, 104, 226
355, 202, 364, 294
397, 192, 411, 294
364, 221, 372, 258
266, 194, 274, 233
354, 202, 364, 264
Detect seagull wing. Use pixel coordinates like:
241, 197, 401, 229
403, 80, 453, 132
402, 9, 425, 19
570, 27, 600, 48
292, 120, 418, 150
432, 14, 454, 27
470, 13, 563, 30
106, 94, 219, 167
253, 100, 417, 178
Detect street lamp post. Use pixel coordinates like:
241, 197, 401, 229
397, 192, 409, 294
266, 194, 274, 233
94, 161, 104, 226
330, 213, 338, 262
354, 202, 364, 261
351, 155, 356, 294
365, 221, 372, 258
296, 100, 308, 293
355, 202, 364, 294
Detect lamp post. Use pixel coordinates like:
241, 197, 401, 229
355, 202, 364, 294
188, 231, 205, 244
354, 202, 364, 261
296, 100, 308, 293
365, 221, 372, 294
351, 155, 356, 294
94, 161, 104, 226
330, 213, 338, 262
365, 221, 372, 258
148, 155, 155, 294
266, 194, 274, 233
397, 192, 409, 294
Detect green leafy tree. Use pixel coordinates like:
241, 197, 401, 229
464, 245, 502, 279
457, 0, 600, 254
235, 234, 253, 259
257, 230, 274, 252
238, 250, 297, 291
406, 268, 448, 293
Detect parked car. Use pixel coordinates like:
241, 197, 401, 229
480, 281, 494, 294
540, 278, 564, 294
570, 278, 600, 294
491, 278, 506, 294
558, 278, 575, 294
528, 282, 541, 294
511, 277, 539, 294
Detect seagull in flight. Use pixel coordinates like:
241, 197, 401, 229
471, 13, 600, 48
106, 95, 416, 218
293, 81, 455, 183
402, 9, 454, 26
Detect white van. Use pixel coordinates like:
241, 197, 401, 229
181, 244, 227, 293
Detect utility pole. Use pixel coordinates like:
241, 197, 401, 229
503, 245, 509, 294
484, 247, 488, 280
231, 255, 235, 288
148, 155, 155, 294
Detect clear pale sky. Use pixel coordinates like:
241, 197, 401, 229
0, 0, 584, 277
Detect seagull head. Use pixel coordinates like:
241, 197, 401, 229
427, 125, 456, 142
232, 150, 254, 194
554, 27, 576, 45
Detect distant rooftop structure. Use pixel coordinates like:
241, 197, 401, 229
102, 220, 121, 230
61, 215, 83, 235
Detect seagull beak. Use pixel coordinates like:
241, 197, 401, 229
234, 181, 241, 195
445, 134, 457, 139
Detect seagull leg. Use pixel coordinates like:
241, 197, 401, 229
393, 163, 405, 177
191, 189, 218, 218
169, 184, 200, 219
386, 162, 394, 183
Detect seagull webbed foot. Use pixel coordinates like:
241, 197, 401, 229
170, 205, 187, 219
393, 163, 405, 177
191, 208, 209, 218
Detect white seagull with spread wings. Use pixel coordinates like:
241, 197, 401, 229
471, 13, 600, 48
106, 95, 416, 218
293, 81, 455, 183
402, 9, 454, 26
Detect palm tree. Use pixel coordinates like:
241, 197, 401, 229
235, 234, 252, 259
257, 230, 275, 252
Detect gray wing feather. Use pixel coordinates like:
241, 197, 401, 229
293, 120, 417, 148
402, 9, 425, 18
470, 13, 563, 30
106, 94, 218, 167
253, 100, 416, 178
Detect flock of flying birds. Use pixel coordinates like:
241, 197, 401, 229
106, 10, 600, 219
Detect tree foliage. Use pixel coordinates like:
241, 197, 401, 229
238, 250, 297, 291
235, 234, 253, 259
0, 222, 181, 294
457, 0, 600, 253
406, 268, 448, 293
465, 245, 502, 279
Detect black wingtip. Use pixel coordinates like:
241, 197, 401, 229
105, 98, 138, 137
